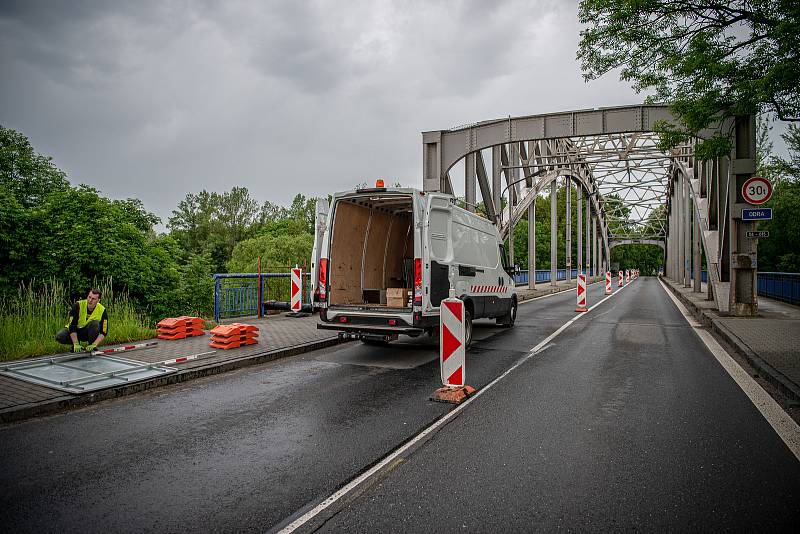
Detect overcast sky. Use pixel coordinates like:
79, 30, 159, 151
0, 0, 790, 228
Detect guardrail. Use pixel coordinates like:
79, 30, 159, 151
757, 272, 800, 306
514, 269, 583, 285
213, 273, 312, 322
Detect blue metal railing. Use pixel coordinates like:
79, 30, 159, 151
757, 272, 800, 306
514, 269, 584, 285
213, 272, 313, 322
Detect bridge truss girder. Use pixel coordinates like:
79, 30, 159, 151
422, 105, 758, 316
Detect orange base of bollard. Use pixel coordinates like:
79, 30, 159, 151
430, 385, 476, 404
575, 306, 588, 312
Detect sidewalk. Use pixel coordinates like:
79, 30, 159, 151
661, 277, 800, 402
0, 314, 341, 424
0, 277, 596, 424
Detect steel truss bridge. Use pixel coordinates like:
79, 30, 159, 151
422, 104, 759, 316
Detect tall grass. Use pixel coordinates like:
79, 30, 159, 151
0, 278, 156, 362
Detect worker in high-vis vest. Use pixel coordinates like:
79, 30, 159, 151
55, 289, 109, 353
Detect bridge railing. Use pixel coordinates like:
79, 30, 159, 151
213, 273, 312, 322
757, 272, 800, 306
514, 269, 583, 285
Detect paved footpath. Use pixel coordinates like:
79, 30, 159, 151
661, 277, 800, 407
0, 277, 598, 423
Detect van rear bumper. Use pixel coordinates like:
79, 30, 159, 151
317, 323, 425, 336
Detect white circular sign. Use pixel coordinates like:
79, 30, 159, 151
742, 176, 773, 205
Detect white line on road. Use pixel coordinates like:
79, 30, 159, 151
658, 278, 800, 462
277, 279, 634, 533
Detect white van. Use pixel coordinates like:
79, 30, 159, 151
311, 183, 517, 347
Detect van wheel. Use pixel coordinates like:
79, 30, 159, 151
497, 299, 517, 327
464, 310, 473, 349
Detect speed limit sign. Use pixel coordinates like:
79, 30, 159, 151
742, 176, 773, 205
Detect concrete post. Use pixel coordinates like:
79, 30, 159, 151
550, 179, 558, 287
577, 186, 583, 276
528, 203, 536, 290
565, 178, 572, 282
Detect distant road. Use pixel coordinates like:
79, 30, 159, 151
1, 278, 798, 533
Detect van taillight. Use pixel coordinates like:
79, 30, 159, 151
319, 258, 328, 300
414, 258, 422, 306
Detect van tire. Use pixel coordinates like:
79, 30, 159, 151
497, 299, 517, 327
464, 310, 473, 349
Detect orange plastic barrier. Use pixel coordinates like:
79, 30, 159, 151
157, 316, 206, 340
209, 323, 259, 349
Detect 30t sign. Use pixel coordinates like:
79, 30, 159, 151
742, 176, 773, 205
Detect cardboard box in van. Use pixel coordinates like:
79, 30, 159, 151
386, 288, 408, 308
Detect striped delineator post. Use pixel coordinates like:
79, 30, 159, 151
605, 271, 612, 294
290, 267, 302, 312
90, 341, 158, 356
431, 294, 475, 404
626, 269, 630, 284
439, 297, 465, 387
575, 273, 588, 312
618, 270, 623, 287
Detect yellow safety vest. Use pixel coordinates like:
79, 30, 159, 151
66, 300, 106, 329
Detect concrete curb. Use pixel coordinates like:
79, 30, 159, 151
0, 336, 345, 425
660, 277, 800, 402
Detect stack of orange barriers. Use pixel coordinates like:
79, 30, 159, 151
157, 316, 206, 340
209, 323, 259, 349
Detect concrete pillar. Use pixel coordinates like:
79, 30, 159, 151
528, 203, 536, 290
577, 186, 583, 276
693, 198, 702, 292
465, 152, 476, 214
565, 178, 572, 282
592, 216, 598, 279
585, 195, 591, 275
550, 179, 558, 287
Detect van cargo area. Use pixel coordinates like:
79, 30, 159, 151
328, 194, 413, 309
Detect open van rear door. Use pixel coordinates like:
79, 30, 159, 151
311, 197, 330, 308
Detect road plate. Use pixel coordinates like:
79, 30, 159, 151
746, 231, 769, 238
741, 208, 772, 221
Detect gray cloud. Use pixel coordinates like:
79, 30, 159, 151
8, 0, 765, 230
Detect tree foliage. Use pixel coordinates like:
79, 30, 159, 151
1, 125, 70, 207
578, 0, 800, 159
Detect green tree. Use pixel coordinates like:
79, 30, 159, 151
0, 126, 70, 207
177, 253, 215, 317
578, 0, 800, 159
227, 232, 314, 274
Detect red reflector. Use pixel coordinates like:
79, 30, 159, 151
414, 258, 422, 288
339, 316, 347, 323
388, 319, 397, 326
319, 258, 328, 299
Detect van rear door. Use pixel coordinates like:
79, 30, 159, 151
311, 198, 330, 307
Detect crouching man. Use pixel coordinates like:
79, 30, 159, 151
55, 289, 109, 353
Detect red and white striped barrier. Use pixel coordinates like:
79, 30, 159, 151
626, 269, 630, 284
576, 274, 588, 312
439, 297, 465, 387
290, 267, 302, 312
605, 271, 612, 295
158, 350, 216, 366
91, 341, 158, 356
618, 271, 623, 287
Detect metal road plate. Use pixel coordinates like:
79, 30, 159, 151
0, 354, 175, 394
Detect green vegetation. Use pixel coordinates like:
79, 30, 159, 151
0, 279, 155, 362
0, 125, 319, 361
578, 0, 799, 159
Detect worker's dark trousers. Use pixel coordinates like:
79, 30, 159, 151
55, 321, 101, 346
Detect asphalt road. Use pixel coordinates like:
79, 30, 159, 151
1, 278, 797, 532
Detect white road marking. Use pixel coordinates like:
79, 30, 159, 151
658, 278, 800, 462
278, 279, 633, 533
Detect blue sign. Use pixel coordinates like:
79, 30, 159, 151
742, 208, 772, 221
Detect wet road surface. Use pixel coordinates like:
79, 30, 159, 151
1, 279, 797, 532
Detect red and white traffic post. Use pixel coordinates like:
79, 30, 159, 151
625, 269, 630, 284
618, 270, 623, 287
605, 271, 612, 295
290, 266, 302, 312
432, 290, 475, 404
576, 273, 588, 312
